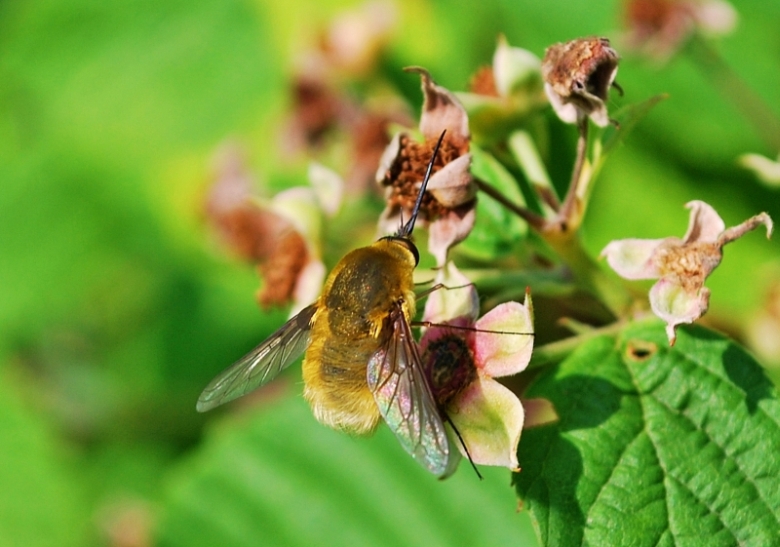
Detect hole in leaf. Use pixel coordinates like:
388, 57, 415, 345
625, 339, 657, 362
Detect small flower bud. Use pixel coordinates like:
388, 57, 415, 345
542, 37, 620, 127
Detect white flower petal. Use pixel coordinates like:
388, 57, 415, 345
683, 201, 726, 243
427, 204, 476, 266
649, 278, 711, 345
601, 238, 669, 280
448, 376, 524, 470
308, 162, 344, 217
422, 261, 479, 324
493, 36, 542, 98
425, 154, 475, 208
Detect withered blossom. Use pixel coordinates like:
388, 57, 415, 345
542, 37, 620, 127
206, 145, 335, 315
344, 104, 414, 193
420, 262, 534, 473
376, 68, 477, 265
602, 200, 773, 345
279, 2, 411, 193
281, 75, 349, 155
622, 0, 736, 60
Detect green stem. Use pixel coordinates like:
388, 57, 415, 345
528, 320, 626, 370
539, 230, 632, 318
558, 116, 589, 224
507, 130, 560, 213
474, 177, 546, 230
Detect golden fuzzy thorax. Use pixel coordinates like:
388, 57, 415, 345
302, 238, 417, 434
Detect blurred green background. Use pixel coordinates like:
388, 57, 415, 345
1, 0, 778, 545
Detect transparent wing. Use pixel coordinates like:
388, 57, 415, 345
367, 305, 449, 476
197, 304, 317, 412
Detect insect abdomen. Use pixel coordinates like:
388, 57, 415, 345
301, 240, 417, 434
303, 321, 382, 434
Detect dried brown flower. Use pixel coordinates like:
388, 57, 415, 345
542, 37, 620, 127
376, 68, 476, 265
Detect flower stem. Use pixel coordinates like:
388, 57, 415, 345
474, 177, 547, 230
558, 116, 589, 225
528, 320, 627, 370
539, 229, 631, 318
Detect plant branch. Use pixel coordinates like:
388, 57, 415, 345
474, 177, 547, 230
558, 116, 589, 226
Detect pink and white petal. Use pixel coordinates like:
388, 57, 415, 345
448, 377, 524, 470
472, 298, 534, 378
586, 100, 610, 128
694, 0, 738, 37
422, 260, 479, 324
601, 238, 670, 280
290, 259, 326, 317
544, 82, 579, 125
493, 36, 542, 98
425, 154, 476, 208
649, 278, 711, 345
683, 201, 726, 244
307, 162, 344, 217
427, 203, 476, 266
407, 67, 470, 147
375, 132, 403, 185
521, 397, 559, 428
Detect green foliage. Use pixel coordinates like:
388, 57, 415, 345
158, 394, 537, 547
516, 321, 780, 546
459, 145, 527, 260
0, 371, 90, 547
0, 0, 778, 545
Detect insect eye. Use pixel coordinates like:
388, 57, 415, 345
382, 236, 419, 265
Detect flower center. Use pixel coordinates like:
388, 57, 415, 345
423, 333, 478, 407
654, 241, 722, 291
381, 134, 463, 221
257, 229, 308, 309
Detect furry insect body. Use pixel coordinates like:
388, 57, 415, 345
197, 131, 450, 476
303, 238, 417, 433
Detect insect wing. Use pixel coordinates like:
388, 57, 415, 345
197, 304, 317, 412
367, 306, 449, 476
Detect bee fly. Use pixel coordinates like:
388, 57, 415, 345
198, 131, 452, 476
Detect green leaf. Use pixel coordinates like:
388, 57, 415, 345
158, 393, 539, 547
601, 94, 669, 157
0, 369, 90, 547
515, 320, 780, 546
459, 145, 527, 261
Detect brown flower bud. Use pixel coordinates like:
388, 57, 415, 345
542, 37, 619, 127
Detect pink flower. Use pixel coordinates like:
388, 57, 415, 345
419, 263, 534, 472
602, 200, 773, 344
376, 69, 477, 266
